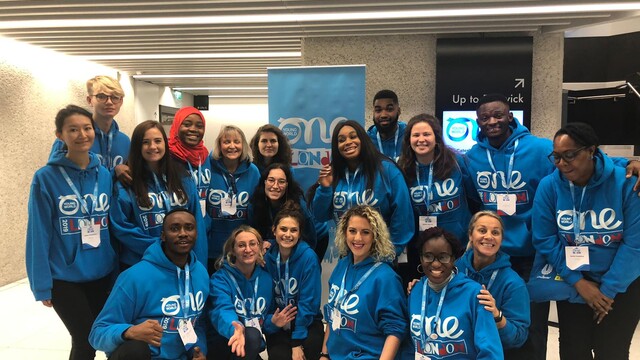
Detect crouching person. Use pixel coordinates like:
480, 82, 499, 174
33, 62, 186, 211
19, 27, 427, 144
89, 209, 209, 359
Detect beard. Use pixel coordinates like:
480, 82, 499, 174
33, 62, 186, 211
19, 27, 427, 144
374, 114, 399, 136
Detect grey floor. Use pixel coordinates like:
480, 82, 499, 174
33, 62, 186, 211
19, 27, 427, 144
1, 278, 638, 359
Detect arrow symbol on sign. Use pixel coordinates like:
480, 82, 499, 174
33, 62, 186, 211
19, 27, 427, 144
515, 78, 525, 88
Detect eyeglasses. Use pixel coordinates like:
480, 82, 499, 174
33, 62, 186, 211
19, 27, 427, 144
547, 146, 587, 164
420, 253, 453, 264
266, 177, 287, 187
93, 93, 123, 103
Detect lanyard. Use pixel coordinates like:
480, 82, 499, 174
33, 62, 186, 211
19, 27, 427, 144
569, 182, 587, 244
58, 167, 99, 217
376, 128, 399, 159
335, 262, 381, 307
465, 268, 499, 291
176, 264, 191, 318
187, 158, 202, 188
222, 173, 237, 195
98, 129, 113, 168
152, 172, 172, 212
416, 161, 434, 213
276, 252, 290, 304
226, 270, 260, 316
486, 139, 519, 191
420, 280, 448, 345
344, 167, 361, 209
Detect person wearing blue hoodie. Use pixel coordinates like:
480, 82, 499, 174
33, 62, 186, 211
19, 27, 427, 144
531, 123, 640, 360
110, 120, 207, 271
405, 226, 503, 360
322, 205, 408, 360
456, 211, 530, 358
367, 89, 406, 161
206, 125, 260, 273
208, 225, 297, 360
313, 120, 414, 258
90, 209, 209, 360
49, 76, 130, 178
264, 202, 324, 359
26, 105, 117, 360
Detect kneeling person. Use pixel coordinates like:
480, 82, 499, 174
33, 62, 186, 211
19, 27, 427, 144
90, 209, 209, 359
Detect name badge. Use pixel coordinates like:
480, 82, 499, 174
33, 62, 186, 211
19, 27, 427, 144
419, 216, 438, 231
244, 317, 263, 336
331, 308, 341, 331
415, 352, 431, 360
565, 246, 590, 271
177, 318, 197, 350
497, 194, 516, 216
397, 247, 408, 264
199, 199, 207, 218
81, 222, 101, 249
221, 195, 237, 216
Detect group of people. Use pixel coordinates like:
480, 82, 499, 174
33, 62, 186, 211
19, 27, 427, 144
25, 76, 640, 360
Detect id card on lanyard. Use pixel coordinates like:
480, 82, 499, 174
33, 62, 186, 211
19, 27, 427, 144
487, 139, 518, 216
221, 174, 238, 216
59, 167, 101, 249
417, 279, 448, 356
176, 264, 198, 350
417, 161, 437, 231
187, 160, 207, 217
332, 262, 381, 331
566, 182, 590, 271
226, 270, 262, 335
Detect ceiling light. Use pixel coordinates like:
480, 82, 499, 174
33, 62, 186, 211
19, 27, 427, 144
80, 52, 299, 60
208, 95, 268, 98
173, 87, 268, 90
133, 74, 267, 79
0, 4, 639, 29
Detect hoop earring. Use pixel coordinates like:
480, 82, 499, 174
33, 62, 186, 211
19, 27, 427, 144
417, 264, 424, 274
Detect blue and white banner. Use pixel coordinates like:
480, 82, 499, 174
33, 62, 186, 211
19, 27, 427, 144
267, 65, 366, 193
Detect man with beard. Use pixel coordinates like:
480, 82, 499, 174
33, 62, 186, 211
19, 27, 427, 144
367, 89, 405, 161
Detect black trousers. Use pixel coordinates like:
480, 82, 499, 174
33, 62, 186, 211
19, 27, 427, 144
265, 319, 324, 360
108, 340, 151, 360
207, 327, 263, 360
557, 276, 640, 360
51, 276, 111, 360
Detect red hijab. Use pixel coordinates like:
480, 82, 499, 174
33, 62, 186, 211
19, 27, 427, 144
168, 106, 209, 166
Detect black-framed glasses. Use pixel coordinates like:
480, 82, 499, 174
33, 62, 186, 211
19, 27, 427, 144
93, 93, 123, 103
265, 177, 287, 187
547, 146, 587, 164
420, 253, 453, 264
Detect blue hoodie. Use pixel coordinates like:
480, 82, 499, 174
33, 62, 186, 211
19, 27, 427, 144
456, 250, 530, 349
109, 175, 208, 267
26, 151, 117, 301
50, 119, 130, 170
313, 160, 414, 255
89, 242, 209, 359
367, 121, 407, 161
408, 154, 474, 246
264, 241, 322, 344
247, 197, 318, 250
531, 150, 640, 301
324, 255, 408, 360
465, 120, 554, 257
209, 262, 279, 341
404, 272, 503, 359
206, 158, 260, 259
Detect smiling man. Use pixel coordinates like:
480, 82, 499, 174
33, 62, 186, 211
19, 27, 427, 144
90, 209, 209, 360
367, 89, 406, 161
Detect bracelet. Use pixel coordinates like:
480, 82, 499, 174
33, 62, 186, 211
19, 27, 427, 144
494, 310, 503, 323
320, 352, 330, 359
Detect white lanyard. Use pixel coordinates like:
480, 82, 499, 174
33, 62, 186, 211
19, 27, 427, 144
416, 161, 434, 213
226, 270, 260, 316
176, 264, 191, 318
98, 129, 113, 168
152, 172, 172, 212
58, 167, 99, 217
335, 262, 381, 307
569, 182, 587, 244
420, 280, 448, 344
465, 268, 499, 291
344, 167, 361, 209
376, 128, 399, 159
276, 252, 290, 305
486, 139, 519, 191
187, 158, 202, 188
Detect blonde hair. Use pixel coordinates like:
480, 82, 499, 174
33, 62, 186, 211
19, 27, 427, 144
466, 210, 504, 250
86, 75, 124, 97
217, 225, 264, 270
212, 125, 252, 162
335, 205, 396, 262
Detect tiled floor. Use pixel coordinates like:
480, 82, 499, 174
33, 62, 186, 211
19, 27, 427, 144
1, 278, 638, 359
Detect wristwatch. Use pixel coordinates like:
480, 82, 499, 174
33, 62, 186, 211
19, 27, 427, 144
320, 352, 330, 359
494, 310, 503, 323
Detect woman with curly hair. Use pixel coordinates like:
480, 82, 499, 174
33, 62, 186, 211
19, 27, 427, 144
320, 205, 408, 360
250, 124, 293, 174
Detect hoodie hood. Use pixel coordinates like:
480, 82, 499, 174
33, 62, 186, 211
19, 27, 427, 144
552, 148, 613, 189
141, 241, 199, 272
457, 250, 512, 283
47, 150, 102, 170
212, 157, 253, 176
264, 239, 314, 265
476, 118, 529, 151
